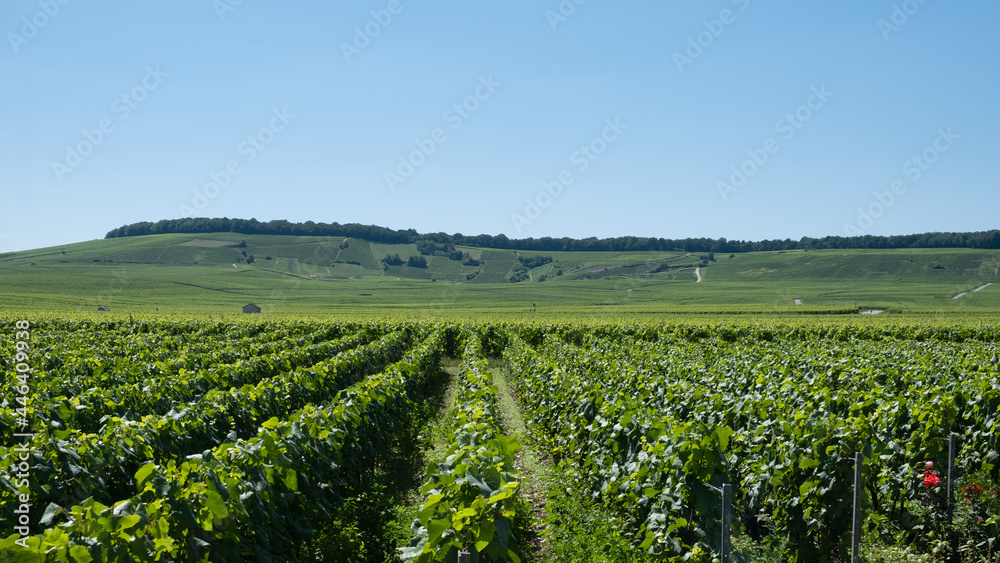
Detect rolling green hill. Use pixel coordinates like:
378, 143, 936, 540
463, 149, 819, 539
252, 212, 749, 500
1, 232, 998, 317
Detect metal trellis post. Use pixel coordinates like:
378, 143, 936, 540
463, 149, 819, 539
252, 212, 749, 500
852, 452, 862, 563
948, 432, 957, 524
722, 483, 732, 563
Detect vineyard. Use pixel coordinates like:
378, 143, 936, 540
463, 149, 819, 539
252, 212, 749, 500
2, 318, 1000, 562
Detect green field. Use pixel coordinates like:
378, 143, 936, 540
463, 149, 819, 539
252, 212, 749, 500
2, 231, 999, 561
1, 232, 998, 318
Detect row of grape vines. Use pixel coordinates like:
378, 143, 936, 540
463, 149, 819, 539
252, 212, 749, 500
503, 323, 1000, 562
1, 320, 448, 561
401, 330, 523, 562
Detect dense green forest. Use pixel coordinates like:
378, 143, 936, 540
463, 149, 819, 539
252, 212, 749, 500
105, 217, 1000, 253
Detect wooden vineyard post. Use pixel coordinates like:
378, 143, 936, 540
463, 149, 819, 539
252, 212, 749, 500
721, 483, 732, 563
852, 452, 862, 563
457, 550, 471, 563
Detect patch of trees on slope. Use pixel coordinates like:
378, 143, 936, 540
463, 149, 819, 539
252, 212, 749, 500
105, 218, 1000, 253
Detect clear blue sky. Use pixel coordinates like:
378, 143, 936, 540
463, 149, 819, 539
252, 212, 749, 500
2, 1, 998, 252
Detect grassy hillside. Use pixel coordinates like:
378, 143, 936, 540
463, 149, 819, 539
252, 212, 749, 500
1, 233, 998, 317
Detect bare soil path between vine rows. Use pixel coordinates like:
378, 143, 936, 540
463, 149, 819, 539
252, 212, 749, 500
953, 282, 993, 299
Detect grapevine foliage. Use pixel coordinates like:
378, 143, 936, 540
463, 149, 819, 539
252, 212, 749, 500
1, 319, 999, 562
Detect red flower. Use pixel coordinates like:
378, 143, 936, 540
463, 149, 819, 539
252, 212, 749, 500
923, 470, 941, 488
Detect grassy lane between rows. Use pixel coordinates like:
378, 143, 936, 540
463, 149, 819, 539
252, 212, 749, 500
495, 364, 645, 563
492, 364, 548, 561
295, 360, 454, 562
388, 359, 466, 557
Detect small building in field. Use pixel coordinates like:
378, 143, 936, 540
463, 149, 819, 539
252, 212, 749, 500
243, 303, 262, 314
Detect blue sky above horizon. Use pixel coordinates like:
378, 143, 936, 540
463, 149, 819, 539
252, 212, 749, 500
1, 1, 998, 252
